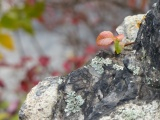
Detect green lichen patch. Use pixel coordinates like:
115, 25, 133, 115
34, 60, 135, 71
128, 64, 140, 75
64, 91, 84, 116
100, 100, 160, 120
112, 64, 123, 71
90, 57, 112, 74
121, 107, 145, 120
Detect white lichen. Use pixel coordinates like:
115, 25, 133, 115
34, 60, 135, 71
90, 57, 112, 74
104, 58, 112, 65
128, 64, 140, 75
64, 91, 84, 116
113, 64, 123, 71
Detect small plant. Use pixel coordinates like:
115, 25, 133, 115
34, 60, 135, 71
64, 91, 84, 116
96, 31, 134, 54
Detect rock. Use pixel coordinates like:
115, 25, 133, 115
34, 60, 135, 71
116, 14, 146, 43
19, 0, 160, 120
19, 77, 59, 120
100, 100, 160, 120
134, 0, 160, 89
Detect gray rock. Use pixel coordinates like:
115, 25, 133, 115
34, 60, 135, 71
19, 77, 59, 120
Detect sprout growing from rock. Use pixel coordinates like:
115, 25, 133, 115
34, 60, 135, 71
96, 31, 135, 54
96, 31, 125, 54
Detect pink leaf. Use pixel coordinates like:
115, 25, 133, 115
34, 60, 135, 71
116, 34, 125, 41
96, 31, 114, 47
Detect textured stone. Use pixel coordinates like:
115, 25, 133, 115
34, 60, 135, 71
19, 77, 59, 120
116, 14, 146, 43
19, 0, 160, 120
134, 0, 160, 88
100, 100, 160, 120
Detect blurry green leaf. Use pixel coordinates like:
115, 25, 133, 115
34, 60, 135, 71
0, 1, 44, 33
24, 1, 45, 18
0, 9, 21, 30
20, 19, 34, 35
0, 113, 9, 120
0, 33, 15, 50
10, 114, 19, 120
114, 39, 122, 54
0, 101, 9, 109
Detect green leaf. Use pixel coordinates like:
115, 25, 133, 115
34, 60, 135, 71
0, 8, 21, 30
20, 19, 34, 35
0, 101, 9, 109
10, 114, 19, 120
0, 113, 9, 120
0, 1, 44, 33
24, 1, 45, 18
114, 39, 122, 54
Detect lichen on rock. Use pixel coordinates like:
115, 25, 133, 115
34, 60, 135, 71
100, 100, 160, 120
90, 56, 112, 74
112, 64, 123, 71
64, 91, 84, 116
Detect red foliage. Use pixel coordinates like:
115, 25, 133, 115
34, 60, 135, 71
39, 56, 50, 67
84, 45, 97, 55
51, 71, 61, 76
0, 79, 5, 88
20, 80, 29, 92
63, 56, 87, 73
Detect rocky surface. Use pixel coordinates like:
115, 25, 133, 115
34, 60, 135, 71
19, 0, 160, 120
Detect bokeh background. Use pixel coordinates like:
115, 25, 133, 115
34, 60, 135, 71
0, 0, 154, 119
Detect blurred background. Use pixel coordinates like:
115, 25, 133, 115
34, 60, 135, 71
0, 0, 155, 119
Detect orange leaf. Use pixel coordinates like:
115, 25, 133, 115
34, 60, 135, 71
96, 38, 113, 46
116, 34, 124, 41
96, 31, 114, 47
0, 33, 14, 50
